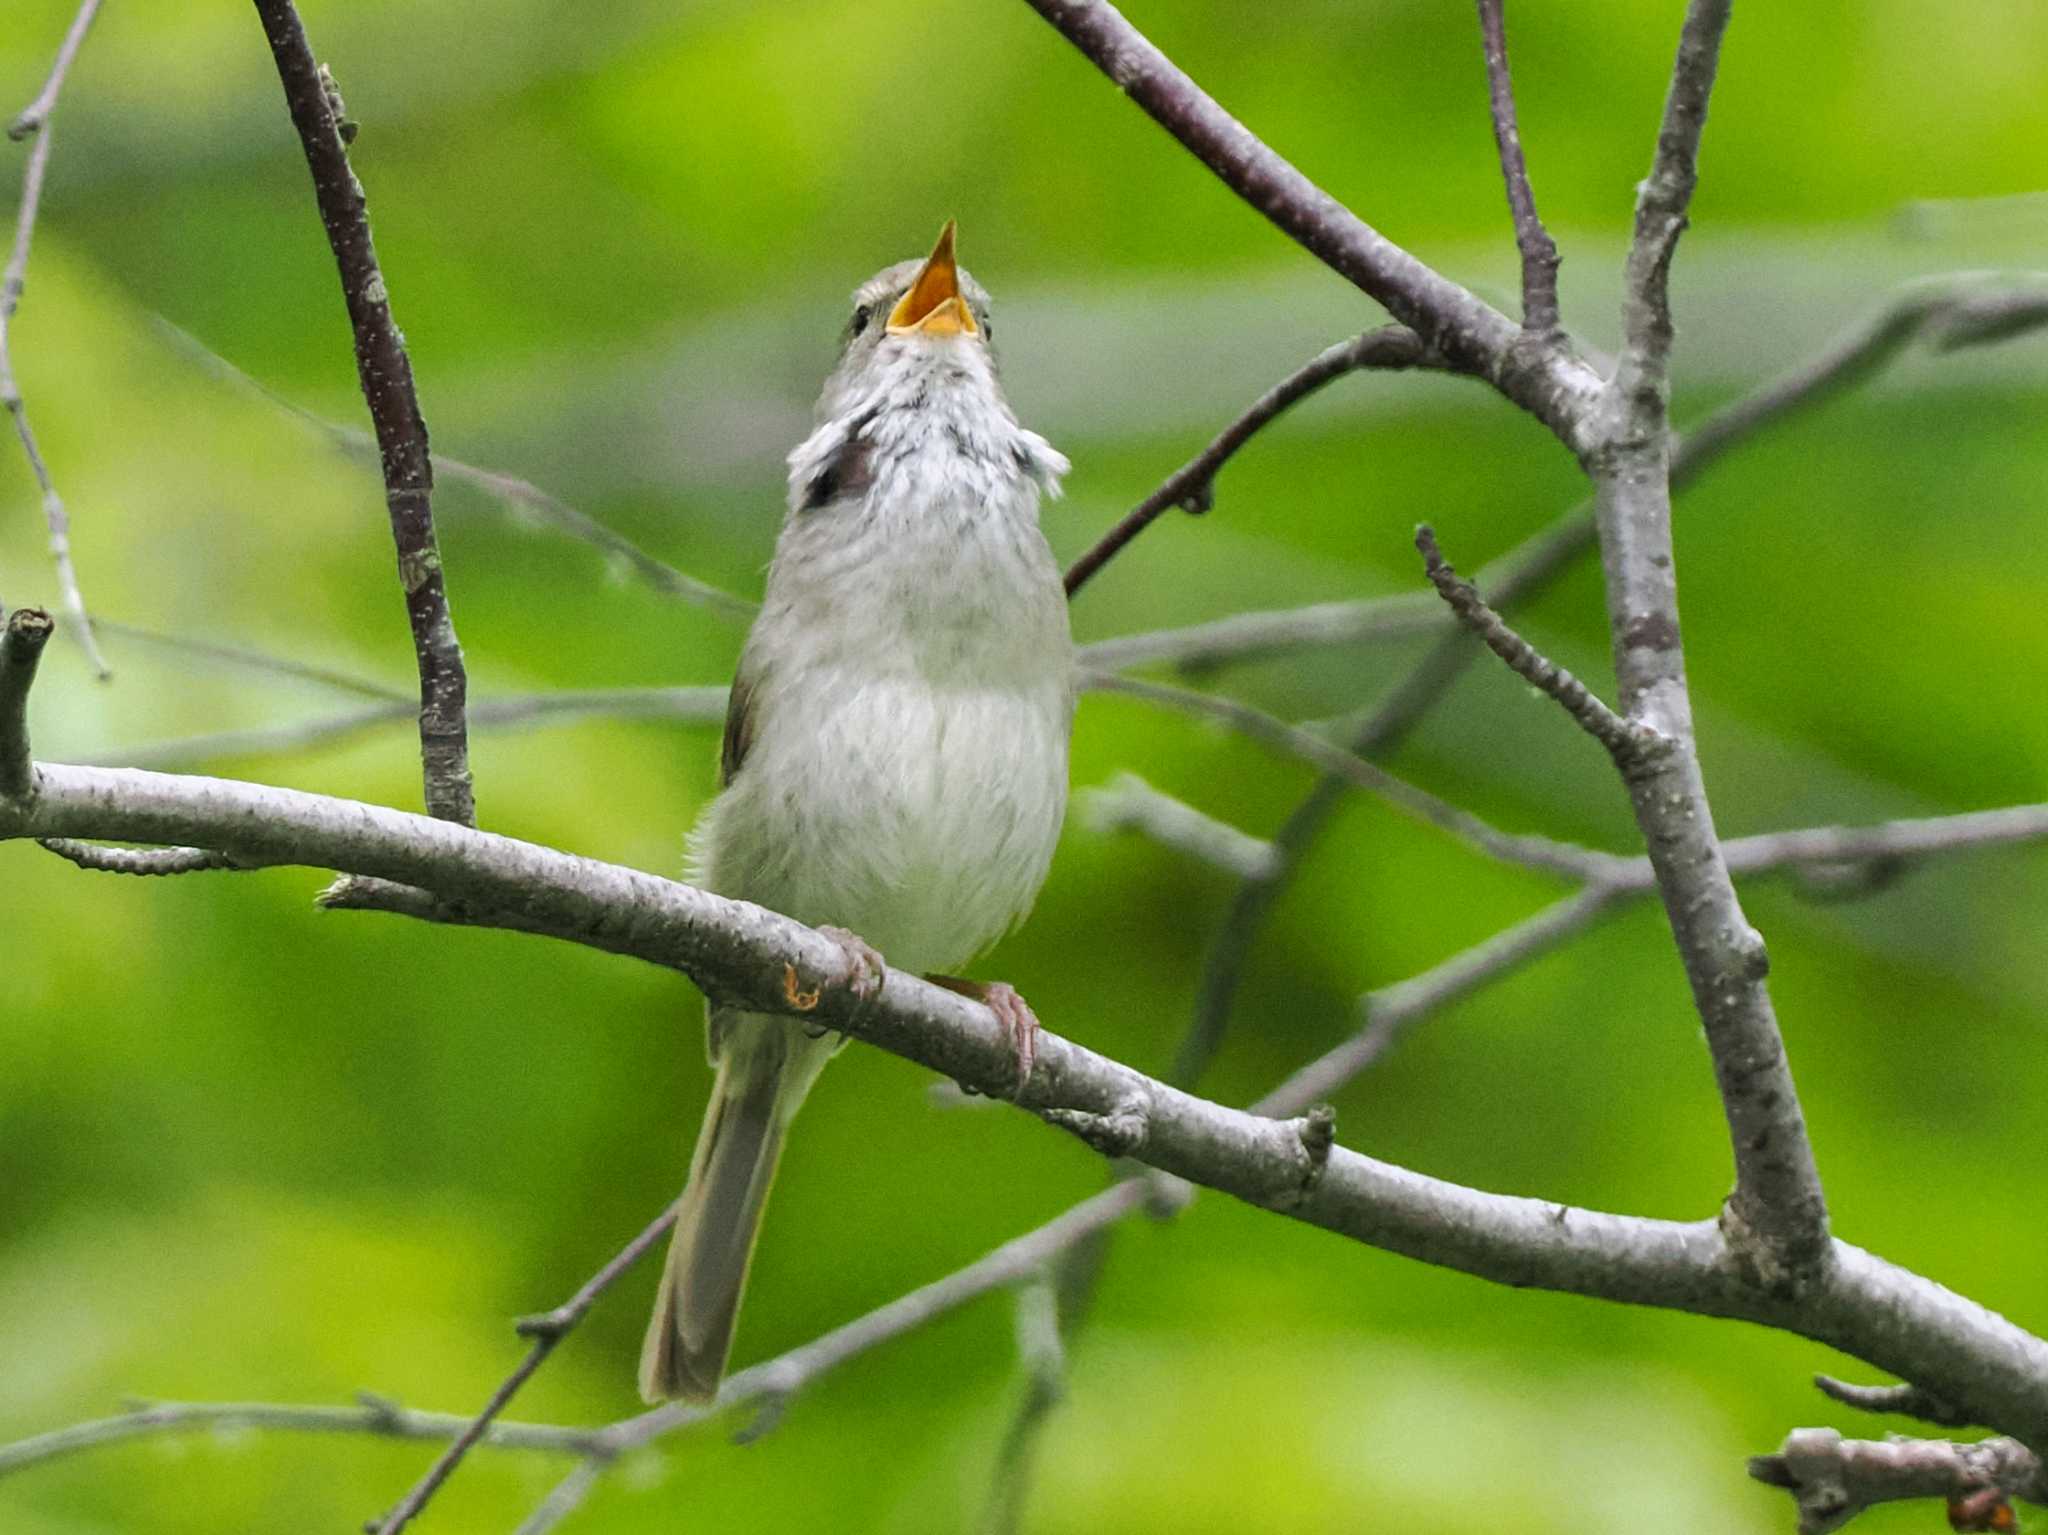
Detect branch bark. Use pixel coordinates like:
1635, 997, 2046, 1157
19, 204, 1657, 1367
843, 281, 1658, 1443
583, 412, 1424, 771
0, 604, 54, 801
252, 0, 474, 825
1750, 1428, 2046, 1535
1063, 325, 1445, 596
1474, 0, 1561, 335
4, 112, 110, 675
7, 763, 2048, 1451
1020, 0, 1601, 443
1585, 0, 1832, 1287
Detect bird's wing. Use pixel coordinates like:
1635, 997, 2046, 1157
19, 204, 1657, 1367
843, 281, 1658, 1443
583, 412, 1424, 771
720, 646, 762, 787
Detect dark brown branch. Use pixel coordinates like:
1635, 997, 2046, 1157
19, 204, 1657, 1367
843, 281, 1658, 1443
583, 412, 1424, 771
252, 1, 474, 826
3, 122, 110, 676
1475, 0, 1560, 335
1414, 524, 1651, 765
1063, 326, 1441, 596
0, 605, 54, 801
367, 1199, 682, 1535
36, 838, 242, 875
1749, 1428, 2046, 1535
7, 0, 102, 141
1019, 0, 1601, 443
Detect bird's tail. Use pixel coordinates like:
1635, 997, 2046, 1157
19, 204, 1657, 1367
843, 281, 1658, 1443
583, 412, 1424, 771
638, 1032, 800, 1403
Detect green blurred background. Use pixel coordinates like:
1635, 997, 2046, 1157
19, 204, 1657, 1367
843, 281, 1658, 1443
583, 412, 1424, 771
3, 1, 2045, 1530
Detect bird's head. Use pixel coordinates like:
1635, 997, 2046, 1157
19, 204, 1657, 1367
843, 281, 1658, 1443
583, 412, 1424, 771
816, 221, 1001, 413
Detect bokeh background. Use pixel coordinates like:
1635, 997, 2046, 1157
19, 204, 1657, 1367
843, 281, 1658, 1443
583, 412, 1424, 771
3, 1, 2046, 1531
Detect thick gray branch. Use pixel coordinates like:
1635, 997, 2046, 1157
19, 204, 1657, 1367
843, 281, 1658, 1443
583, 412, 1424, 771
1750, 1428, 2046, 1534
7, 763, 2048, 1449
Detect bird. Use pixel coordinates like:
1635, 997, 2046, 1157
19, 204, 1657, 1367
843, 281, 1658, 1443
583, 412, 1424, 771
638, 222, 1074, 1404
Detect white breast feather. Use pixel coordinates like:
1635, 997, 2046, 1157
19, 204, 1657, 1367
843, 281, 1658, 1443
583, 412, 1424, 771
691, 339, 1073, 977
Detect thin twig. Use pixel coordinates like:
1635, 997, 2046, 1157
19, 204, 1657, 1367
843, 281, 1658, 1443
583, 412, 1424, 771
366, 1199, 682, 1535
1678, 275, 2048, 469
1414, 524, 1649, 765
0, 604, 54, 800
155, 316, 758, 621
978, 1273, 1068, 1535
1474, 0, 1561, 335
253, 2, 474, 825
1062, 326, 1442, 596
94, 618, 408, 702
1088, 669, 1624, 883
1084, 772, 1279, 881
1019, 0, 1602, 442
1615, 0, 1734, 413
8, 0, 103, 142
1077, 592, 1441, 674
1813, 1375, 1972, 1430
3, 123, 110, 676
36, 838, 242, 875
0, 1395, 605, 1478
1257, 884, 1625, 1114
85, 686, 727, 773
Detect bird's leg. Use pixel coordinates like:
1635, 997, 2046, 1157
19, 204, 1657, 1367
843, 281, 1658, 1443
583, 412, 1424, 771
926, 975, 1038, 1096
803, 926, 886, 1039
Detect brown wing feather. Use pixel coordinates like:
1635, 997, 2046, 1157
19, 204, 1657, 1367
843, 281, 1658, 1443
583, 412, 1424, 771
720, 657, 758, 787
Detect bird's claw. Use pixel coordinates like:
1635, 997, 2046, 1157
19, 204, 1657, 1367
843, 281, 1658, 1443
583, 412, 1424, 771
816, 926, 886, 1005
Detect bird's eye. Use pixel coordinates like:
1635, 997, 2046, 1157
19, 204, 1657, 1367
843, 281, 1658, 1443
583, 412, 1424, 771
981, 315, 994, 341
848, 304, 872, 338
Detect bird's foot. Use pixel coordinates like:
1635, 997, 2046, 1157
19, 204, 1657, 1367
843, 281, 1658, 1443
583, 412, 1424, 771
799, 926, 885, 1040
927, 975, 1038, 1098
817, 926, 886, 1005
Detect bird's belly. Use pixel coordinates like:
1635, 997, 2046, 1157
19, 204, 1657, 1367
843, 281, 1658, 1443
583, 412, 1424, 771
696, 675, 1070, 975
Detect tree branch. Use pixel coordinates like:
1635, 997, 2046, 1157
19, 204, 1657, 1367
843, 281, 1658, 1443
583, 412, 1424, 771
1474, 0, 1561, 336
156, 316, 758, 623
1414, 524, 1653, 765
1019, 0, 1602, 443
1085, 772, 1279, 881
1582, 0, 1835, 1286
0, 604, 54, 801
4, 113, 110, 675
252, 1, 474, 826
1813, 1374, 1972, 1430
1063, 326, 1445, 596
7, 0, 102, 142
85, 685, 727, 773
1615, 0, 1733, 415
366, 1198, 682, 1535
1750, 1428, 2046, 1535
8, 763, 2048, 1451
1087, 669, 1626, 883
35, 837, 242, 875
0, 1394, 606, 1479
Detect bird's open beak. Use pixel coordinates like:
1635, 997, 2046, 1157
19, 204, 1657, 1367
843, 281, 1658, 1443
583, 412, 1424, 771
886, 220, 979, 338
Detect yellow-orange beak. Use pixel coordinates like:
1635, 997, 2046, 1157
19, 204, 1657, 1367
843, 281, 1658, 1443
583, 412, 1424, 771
886, 220, 978, 338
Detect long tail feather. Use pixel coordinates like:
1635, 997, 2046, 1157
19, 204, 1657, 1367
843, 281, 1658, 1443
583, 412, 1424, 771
638, 1042, 793, 1403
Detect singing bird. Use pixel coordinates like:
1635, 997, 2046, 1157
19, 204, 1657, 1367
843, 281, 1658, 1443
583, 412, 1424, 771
639, 224, 1074, 1403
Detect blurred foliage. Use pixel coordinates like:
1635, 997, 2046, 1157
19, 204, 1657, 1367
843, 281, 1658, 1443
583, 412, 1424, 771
2, 1, 2045, 1531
